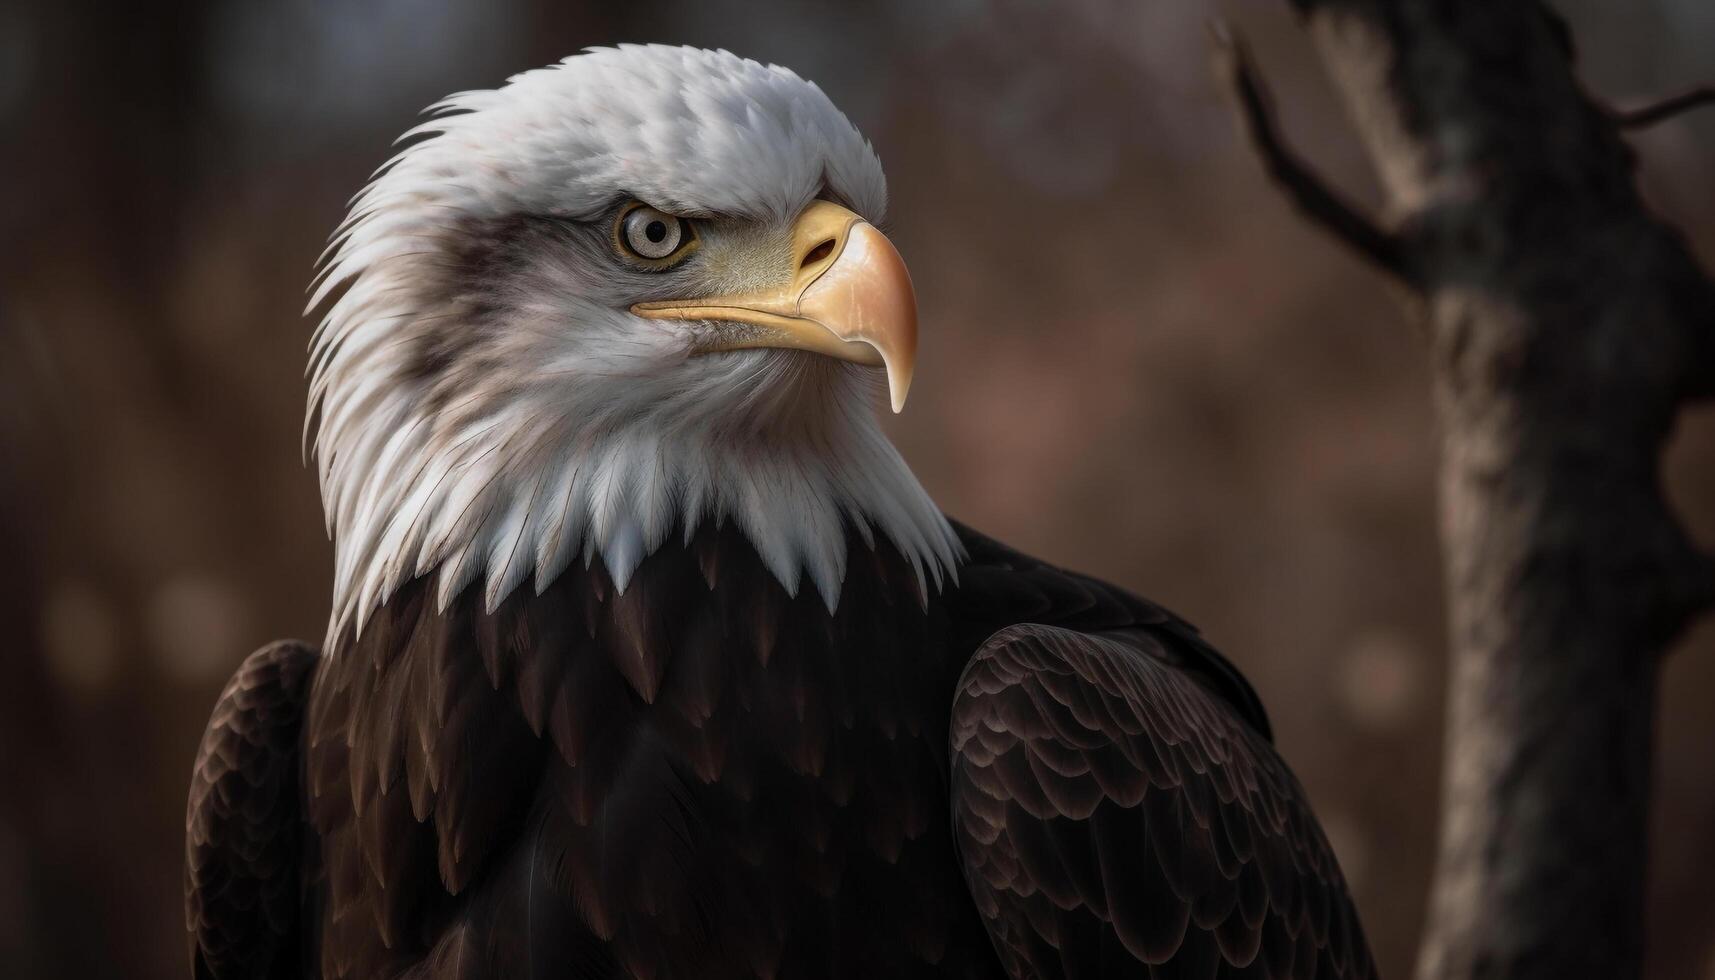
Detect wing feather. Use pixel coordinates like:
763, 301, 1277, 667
949, 623, 1375, 979
185, 640, 319, 980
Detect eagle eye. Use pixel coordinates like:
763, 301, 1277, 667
614, 203, 697, 267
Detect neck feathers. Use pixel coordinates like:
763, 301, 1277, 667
317, 369, 961, 648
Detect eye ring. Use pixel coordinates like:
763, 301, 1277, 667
613, 202, 698, 268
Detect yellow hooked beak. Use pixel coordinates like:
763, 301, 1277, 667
631, 201, 918, 413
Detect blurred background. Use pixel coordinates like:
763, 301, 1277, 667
2, 0, 1712, 977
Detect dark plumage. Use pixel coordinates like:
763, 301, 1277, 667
186, 523, 1375, 979
185, 640, 319, 980
952, 626, 1372, 979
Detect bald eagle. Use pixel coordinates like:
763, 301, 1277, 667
184, 46, 1375, 980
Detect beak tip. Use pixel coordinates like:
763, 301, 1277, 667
884, 361, 912, 414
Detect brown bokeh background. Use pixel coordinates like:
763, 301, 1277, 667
3, 1, 1713, 977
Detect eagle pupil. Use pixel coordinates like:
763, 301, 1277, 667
646, 221, 667, 243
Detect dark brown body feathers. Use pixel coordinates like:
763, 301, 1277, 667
185, 522, 1374, 979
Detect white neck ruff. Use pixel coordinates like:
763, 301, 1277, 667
316, 354, 962, 647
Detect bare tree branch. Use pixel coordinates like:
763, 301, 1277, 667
1613, 84, 1715, 129
1218, 2, 1715, 978
1209, 22, 1412, 283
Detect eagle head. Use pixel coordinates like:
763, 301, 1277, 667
308, 45, 961, 642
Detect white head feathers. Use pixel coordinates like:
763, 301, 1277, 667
308, 45, 960, 644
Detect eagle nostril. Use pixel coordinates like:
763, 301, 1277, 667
801, 238, 836, 269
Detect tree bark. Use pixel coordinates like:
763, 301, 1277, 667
1217, 2, 1715, 978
